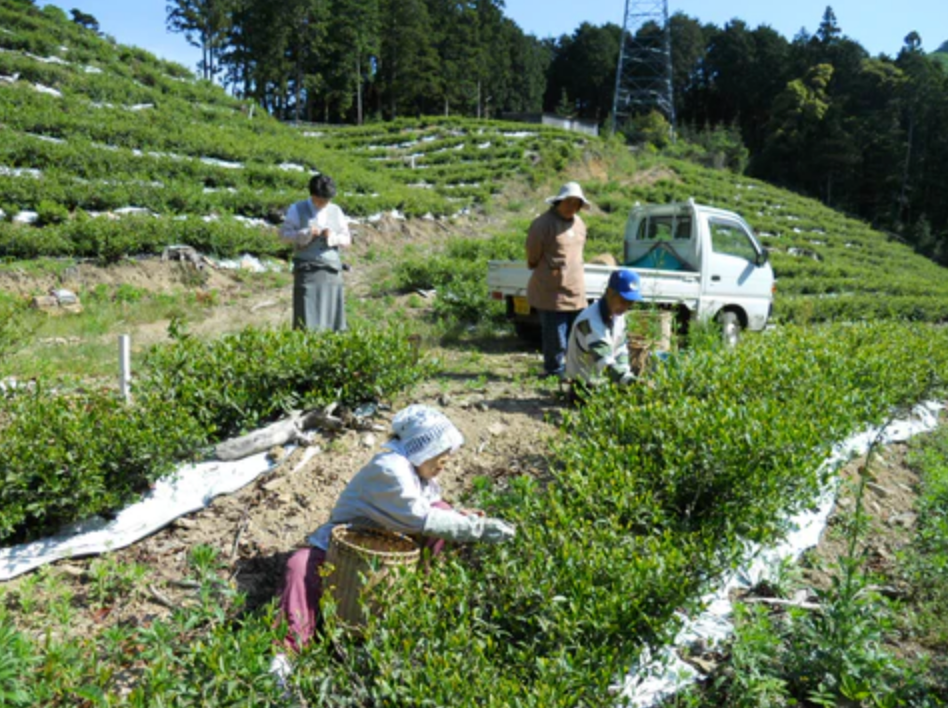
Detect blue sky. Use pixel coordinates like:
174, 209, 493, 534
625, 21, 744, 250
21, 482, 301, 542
45, 0, 947, 76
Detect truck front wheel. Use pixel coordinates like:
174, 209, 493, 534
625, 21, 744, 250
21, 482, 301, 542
718, 311, 742, 348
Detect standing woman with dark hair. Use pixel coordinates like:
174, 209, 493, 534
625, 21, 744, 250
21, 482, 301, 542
280, 174, 351, 331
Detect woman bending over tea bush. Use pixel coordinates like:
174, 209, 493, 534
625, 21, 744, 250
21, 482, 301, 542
270, 406, 515, 676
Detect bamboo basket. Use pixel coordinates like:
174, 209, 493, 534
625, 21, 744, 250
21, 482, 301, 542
627, 310, 674, 375
324, 525, 420, 631
628, 335, 652, 375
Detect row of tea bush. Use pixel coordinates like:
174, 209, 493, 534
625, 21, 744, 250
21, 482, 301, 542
4, 322, 946, 705
0, 326, 430, 544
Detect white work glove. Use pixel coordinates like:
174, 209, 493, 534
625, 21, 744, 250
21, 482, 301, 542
423, 507, 515, 544
482, 518, 516, 543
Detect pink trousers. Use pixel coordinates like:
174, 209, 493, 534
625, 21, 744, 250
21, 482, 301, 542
277, 502, 451, 651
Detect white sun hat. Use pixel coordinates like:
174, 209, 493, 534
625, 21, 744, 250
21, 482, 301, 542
545, 181, 591, 208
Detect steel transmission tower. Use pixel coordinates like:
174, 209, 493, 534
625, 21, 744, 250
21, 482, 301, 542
610, 0, 676, 137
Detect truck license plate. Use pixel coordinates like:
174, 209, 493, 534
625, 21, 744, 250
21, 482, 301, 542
513, 297, 531, 315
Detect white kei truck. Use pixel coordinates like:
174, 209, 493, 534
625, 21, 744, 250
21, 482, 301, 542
487, 199, 775, 345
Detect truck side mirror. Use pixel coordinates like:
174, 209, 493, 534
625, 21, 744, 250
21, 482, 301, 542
756, 249, 770, 267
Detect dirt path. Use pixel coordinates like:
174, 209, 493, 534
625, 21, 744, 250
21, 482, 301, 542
0, 214, 567, 626
7, 341, 564, 640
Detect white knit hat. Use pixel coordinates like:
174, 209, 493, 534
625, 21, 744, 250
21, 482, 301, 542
391, 405, 464, 467
545, 181, 591, 208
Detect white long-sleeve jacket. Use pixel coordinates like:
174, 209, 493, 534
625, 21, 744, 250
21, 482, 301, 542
308, 443, 442, 551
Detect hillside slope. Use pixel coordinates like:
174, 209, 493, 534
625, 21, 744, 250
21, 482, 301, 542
2, 5, 948, 705
0, 1, 584, 253
1, 0, 947, 327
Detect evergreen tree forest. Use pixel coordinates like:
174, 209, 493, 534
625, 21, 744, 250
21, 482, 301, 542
164, 0, 550, 123
155, 2, 945, 263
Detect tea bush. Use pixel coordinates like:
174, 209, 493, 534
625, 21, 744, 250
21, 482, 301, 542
231, 322, 944, 707
254, 322, 948, 706
393, 231, 523, 325
5, 323, 948, 704
137, 325, 432, 440
0, 214, 285, 261
0, 326, 429, 543
0, 385, 206, 543
1, 80, 582, 223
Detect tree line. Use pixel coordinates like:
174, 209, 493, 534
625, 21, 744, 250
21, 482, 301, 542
164, 0, 551, 124
666, 8, 948, 266
154, 3, 947, 263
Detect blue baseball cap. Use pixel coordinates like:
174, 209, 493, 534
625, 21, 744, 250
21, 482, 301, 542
608, 269, 643, 301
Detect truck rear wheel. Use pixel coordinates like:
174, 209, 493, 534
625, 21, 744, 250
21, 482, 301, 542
718, 311, 741, 348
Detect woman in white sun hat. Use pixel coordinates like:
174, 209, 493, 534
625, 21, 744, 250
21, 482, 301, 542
274, 404, 516, 656
525, 181, 590, 378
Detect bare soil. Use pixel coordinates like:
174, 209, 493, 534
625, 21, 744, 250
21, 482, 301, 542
805, 444, 922, 592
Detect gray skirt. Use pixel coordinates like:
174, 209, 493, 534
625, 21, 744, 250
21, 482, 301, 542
292, 264, 347, 332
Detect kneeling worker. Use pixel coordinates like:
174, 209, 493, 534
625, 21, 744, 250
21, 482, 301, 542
565, 268, 643, 398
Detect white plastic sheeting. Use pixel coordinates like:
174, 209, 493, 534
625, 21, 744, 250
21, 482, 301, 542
616, 400, 944, 707
0, 446, 318, 582
113, 206, 158, 217
32, 83, 62, 97
367, 209, 407, 223
212, 254, 287, 273
231, 215, 270, 228
200, 157, 243, 169
24, 52, 69, 66
12, 210, 39, 224
0, 166, 41, 178
27, 133, 65, 144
